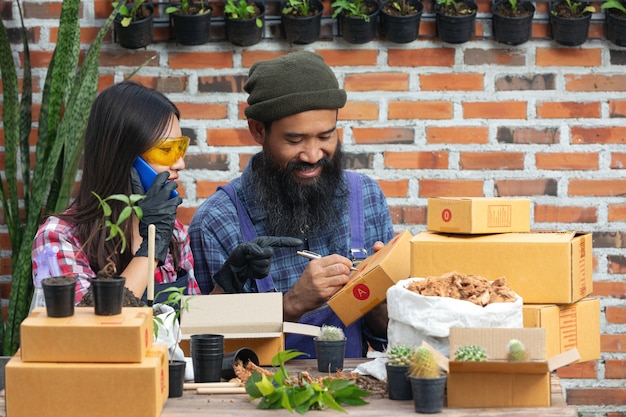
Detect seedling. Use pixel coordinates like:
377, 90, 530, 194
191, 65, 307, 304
225, 0, 264, 28
112, 0, 148, 27
331, 0, 372, 22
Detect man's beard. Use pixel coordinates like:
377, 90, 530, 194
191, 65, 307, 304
251, 144, 347, 239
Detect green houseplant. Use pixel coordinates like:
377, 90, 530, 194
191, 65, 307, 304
113, 0, 154, 48
380, 0, 424, 43
281, 0, 324, 44
224, 0, 266, 46
602, 0, 626, 46
492, 0, 536, 45
408, 346, 447, 413
313, 324, 347, 372
434, 0, 478, 43
331, 0, 381, 43
166, 0, 214, 45
0, 0, 120, 355
550, 0, 596, 45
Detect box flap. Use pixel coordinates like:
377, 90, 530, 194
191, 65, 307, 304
414, 230, 577, 244
449, 361, 550, 374
548, 348, 580, 371
283, 322, 321, 337
449, 327, 545, 361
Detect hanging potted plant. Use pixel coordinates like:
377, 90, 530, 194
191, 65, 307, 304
281, 0, 324, 44
332, 0, 381, 44
224, 0, 266, 46
313, 325, 347, 373
602, 0, 626, 46
407, 346, 447, 413
113, 0, 154, 49
166, 0, 214, 45
380, 0, 424, 43
550, 0, 596, 46
434, 0, 478, 44
385, 344, 415, 400
492, 0, 536, 45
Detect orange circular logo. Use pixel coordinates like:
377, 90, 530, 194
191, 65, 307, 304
353, 284, 370, 301
442, 208, 452, 223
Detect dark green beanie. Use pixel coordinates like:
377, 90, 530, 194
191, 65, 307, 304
244, 51, 347, 122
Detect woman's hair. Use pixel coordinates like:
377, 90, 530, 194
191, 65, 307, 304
58, 81, 182, 275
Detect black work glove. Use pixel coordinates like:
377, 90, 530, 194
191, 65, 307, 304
213, 236, 303, 293
131, 168, 182, 263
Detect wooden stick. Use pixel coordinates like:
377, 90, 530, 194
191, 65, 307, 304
183, 382, 241, 390
147, 224, 155, 305
196, 387, 247, 395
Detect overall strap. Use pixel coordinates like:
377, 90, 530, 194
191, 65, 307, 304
345, 171, 367, 262
218, 184, 276, 293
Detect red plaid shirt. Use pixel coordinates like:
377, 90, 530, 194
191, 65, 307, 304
32, 216, 201, 303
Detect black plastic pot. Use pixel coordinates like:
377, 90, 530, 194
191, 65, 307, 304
409, 375, 447, 413
42, 276, 77, 318
222, 347, 259, 380
91, 276, 126, 316
281, 0, 323, 44
435, 1, 477, 44
224, 2, 266, 46
314, 338, 346, 372
386, 364, 412, 400
169, 360, 186, 398
492, 0, 535, 45
114, 4, 154, 49
172, 8, 213, 45
380, 0, 424, 43
606, 9, 626, 46
338, 1, 380, 44
550, 2, 592, 46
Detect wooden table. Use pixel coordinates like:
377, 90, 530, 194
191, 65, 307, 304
161, 359, 579, 417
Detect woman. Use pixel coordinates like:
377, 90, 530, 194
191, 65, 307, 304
32, 81, 200, 303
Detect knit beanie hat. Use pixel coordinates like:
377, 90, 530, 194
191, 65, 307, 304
244, 51, 347, 122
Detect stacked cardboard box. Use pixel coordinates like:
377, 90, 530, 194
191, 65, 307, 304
6, 307, 168, 417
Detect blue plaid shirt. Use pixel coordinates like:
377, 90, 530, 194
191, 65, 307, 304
189, 155, 395, 295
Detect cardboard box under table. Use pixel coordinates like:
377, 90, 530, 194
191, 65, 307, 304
20, 306, 153, 363
447, 327, 580, 408
6, 344, 168, 417
180, 292, 320, 366
523, 297, 601, 363
410, 231, 593, 304
427, 197, 531, 234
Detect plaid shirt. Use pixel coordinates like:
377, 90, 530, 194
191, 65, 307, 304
188, 155, 395, 295
32, 216, 200, 303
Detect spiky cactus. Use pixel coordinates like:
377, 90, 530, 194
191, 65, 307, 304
454, 344, 488, 362
408, 346, 440, 378
507, 339, 529, 362
387, 344, 415, 366
317, 324, 345, 341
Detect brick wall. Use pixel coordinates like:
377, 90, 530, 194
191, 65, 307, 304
2, 0, 626, 415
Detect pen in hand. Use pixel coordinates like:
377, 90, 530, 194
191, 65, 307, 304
297, 250, 358, 271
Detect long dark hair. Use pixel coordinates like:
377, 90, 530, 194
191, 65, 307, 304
58, 81, 182, 275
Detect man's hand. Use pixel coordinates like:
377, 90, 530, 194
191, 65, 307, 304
213, 236, 303, 293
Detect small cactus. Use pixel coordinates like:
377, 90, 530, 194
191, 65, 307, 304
386, 344, 415, 366
317, 324, 345, 341
408, 346, 440, 378
507, 339, 529, 362
454, 344, 488, 362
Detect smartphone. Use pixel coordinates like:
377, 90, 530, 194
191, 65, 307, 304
132, 157, 179, 199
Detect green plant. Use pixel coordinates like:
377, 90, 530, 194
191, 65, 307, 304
245, 350, 370, 413
454, 344, 488, 362
408, 346, 441, 378
551, 0, 596, 16
224, 0, 264, 27
507, 0, 519, 12
0, 0, 121, 356
331, 0, 372, 21
602, 0, 626, 13
92, 193, 144, 255
317, 324, 346, 341
386, 344, 415, 366
507, 339, 529, 362
166, 0, 211, 15
436, 0, 476, 15
282, 0, 313, 16
112, 0, 150, 27
384, 0, 417, 15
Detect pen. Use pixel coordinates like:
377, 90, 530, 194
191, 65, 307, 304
297, 250, 358, 271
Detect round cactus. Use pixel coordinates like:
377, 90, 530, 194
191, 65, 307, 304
454, 344, 488, 362
317, 324, 345, 341
387, 344, 415, 366
408, 346, 440, 378
507, 339, 529, 362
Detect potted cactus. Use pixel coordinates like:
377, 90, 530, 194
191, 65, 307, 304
408, 346, 447, 413
386, 344, 415, 400
453, 344, 488, 362
313, 324, 347, 372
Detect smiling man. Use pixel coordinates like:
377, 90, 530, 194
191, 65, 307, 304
188, 51, 394, 358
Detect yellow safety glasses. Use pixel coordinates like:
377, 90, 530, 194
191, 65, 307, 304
141, 136, 190, 166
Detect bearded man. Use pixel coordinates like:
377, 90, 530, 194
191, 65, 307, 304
188, 51, 395, 358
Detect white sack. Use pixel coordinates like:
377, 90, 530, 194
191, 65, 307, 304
387, 277, 523, 357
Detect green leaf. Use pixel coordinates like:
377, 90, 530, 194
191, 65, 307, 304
245, 371, 264, 398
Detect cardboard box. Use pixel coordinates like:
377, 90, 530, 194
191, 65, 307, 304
427, 197, 531, 234
328, 229, 413, 326
447, 327, 580, 408
410, 231, 592, 304
20, 306, 153, 363
179, 293, 320, 365
523, 297, 600, 363
6, 344, 168, 417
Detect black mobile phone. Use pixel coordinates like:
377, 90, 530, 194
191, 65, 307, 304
132, 157, 178, 199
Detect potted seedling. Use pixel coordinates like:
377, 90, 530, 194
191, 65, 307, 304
112, 0, 154, 49
408, 346, 447, 413
281, 0, 324, 44
331, 0, 381, 44
602, 0, 626, 46
434, 0, 477, 43
492, 0, 536, 45
314, 324, 347, 372
223, 0, 266, 46
550, 0, 596, 46
380, 0, 424, 43
385, 344, 415, 400
166, 0, 213, 45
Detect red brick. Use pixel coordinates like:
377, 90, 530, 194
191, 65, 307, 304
569, 179, 626, 196
338, 102, 378, 120
464, 101, 527, 119
610, 100, 626, 117
388, 48, 455, 67
427, 127, 489, 144
379, 180, 409, 197
419, 179, 484, 197
23, 1, 64, 19
316, 50, 378, 66
175, 103, 228, 120
344, 73, 409, 91
384, 151, 448, 169
608, 204, 626, 222
606, 306, 626, 324
389, 205, 427, 225
606, 360, 626, 379
206, 128, 256, 146
611, 153, 626, 169
592, 281, 626, 298
389, 101, 453, 120
535, 152, 599, 170
497, 127, 560, 144
495, 179, 557, 196
571, 127, 626, 144
566, 74, 626, 92
241, 50, 284, 68
420, 73, 484, 91
99, 50, 159, 68
536, 101, 601, 118
556, 360, 597, 379
352, 128, 414, 144
602, 334, 626, 352
460, 152, 524, 170
196, 180, 228, 198
464, 48, 526, 66
536, 48, 602, 67
566, 388, 626, 405
534, 205, 597, 223
169, 52, 233, 69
